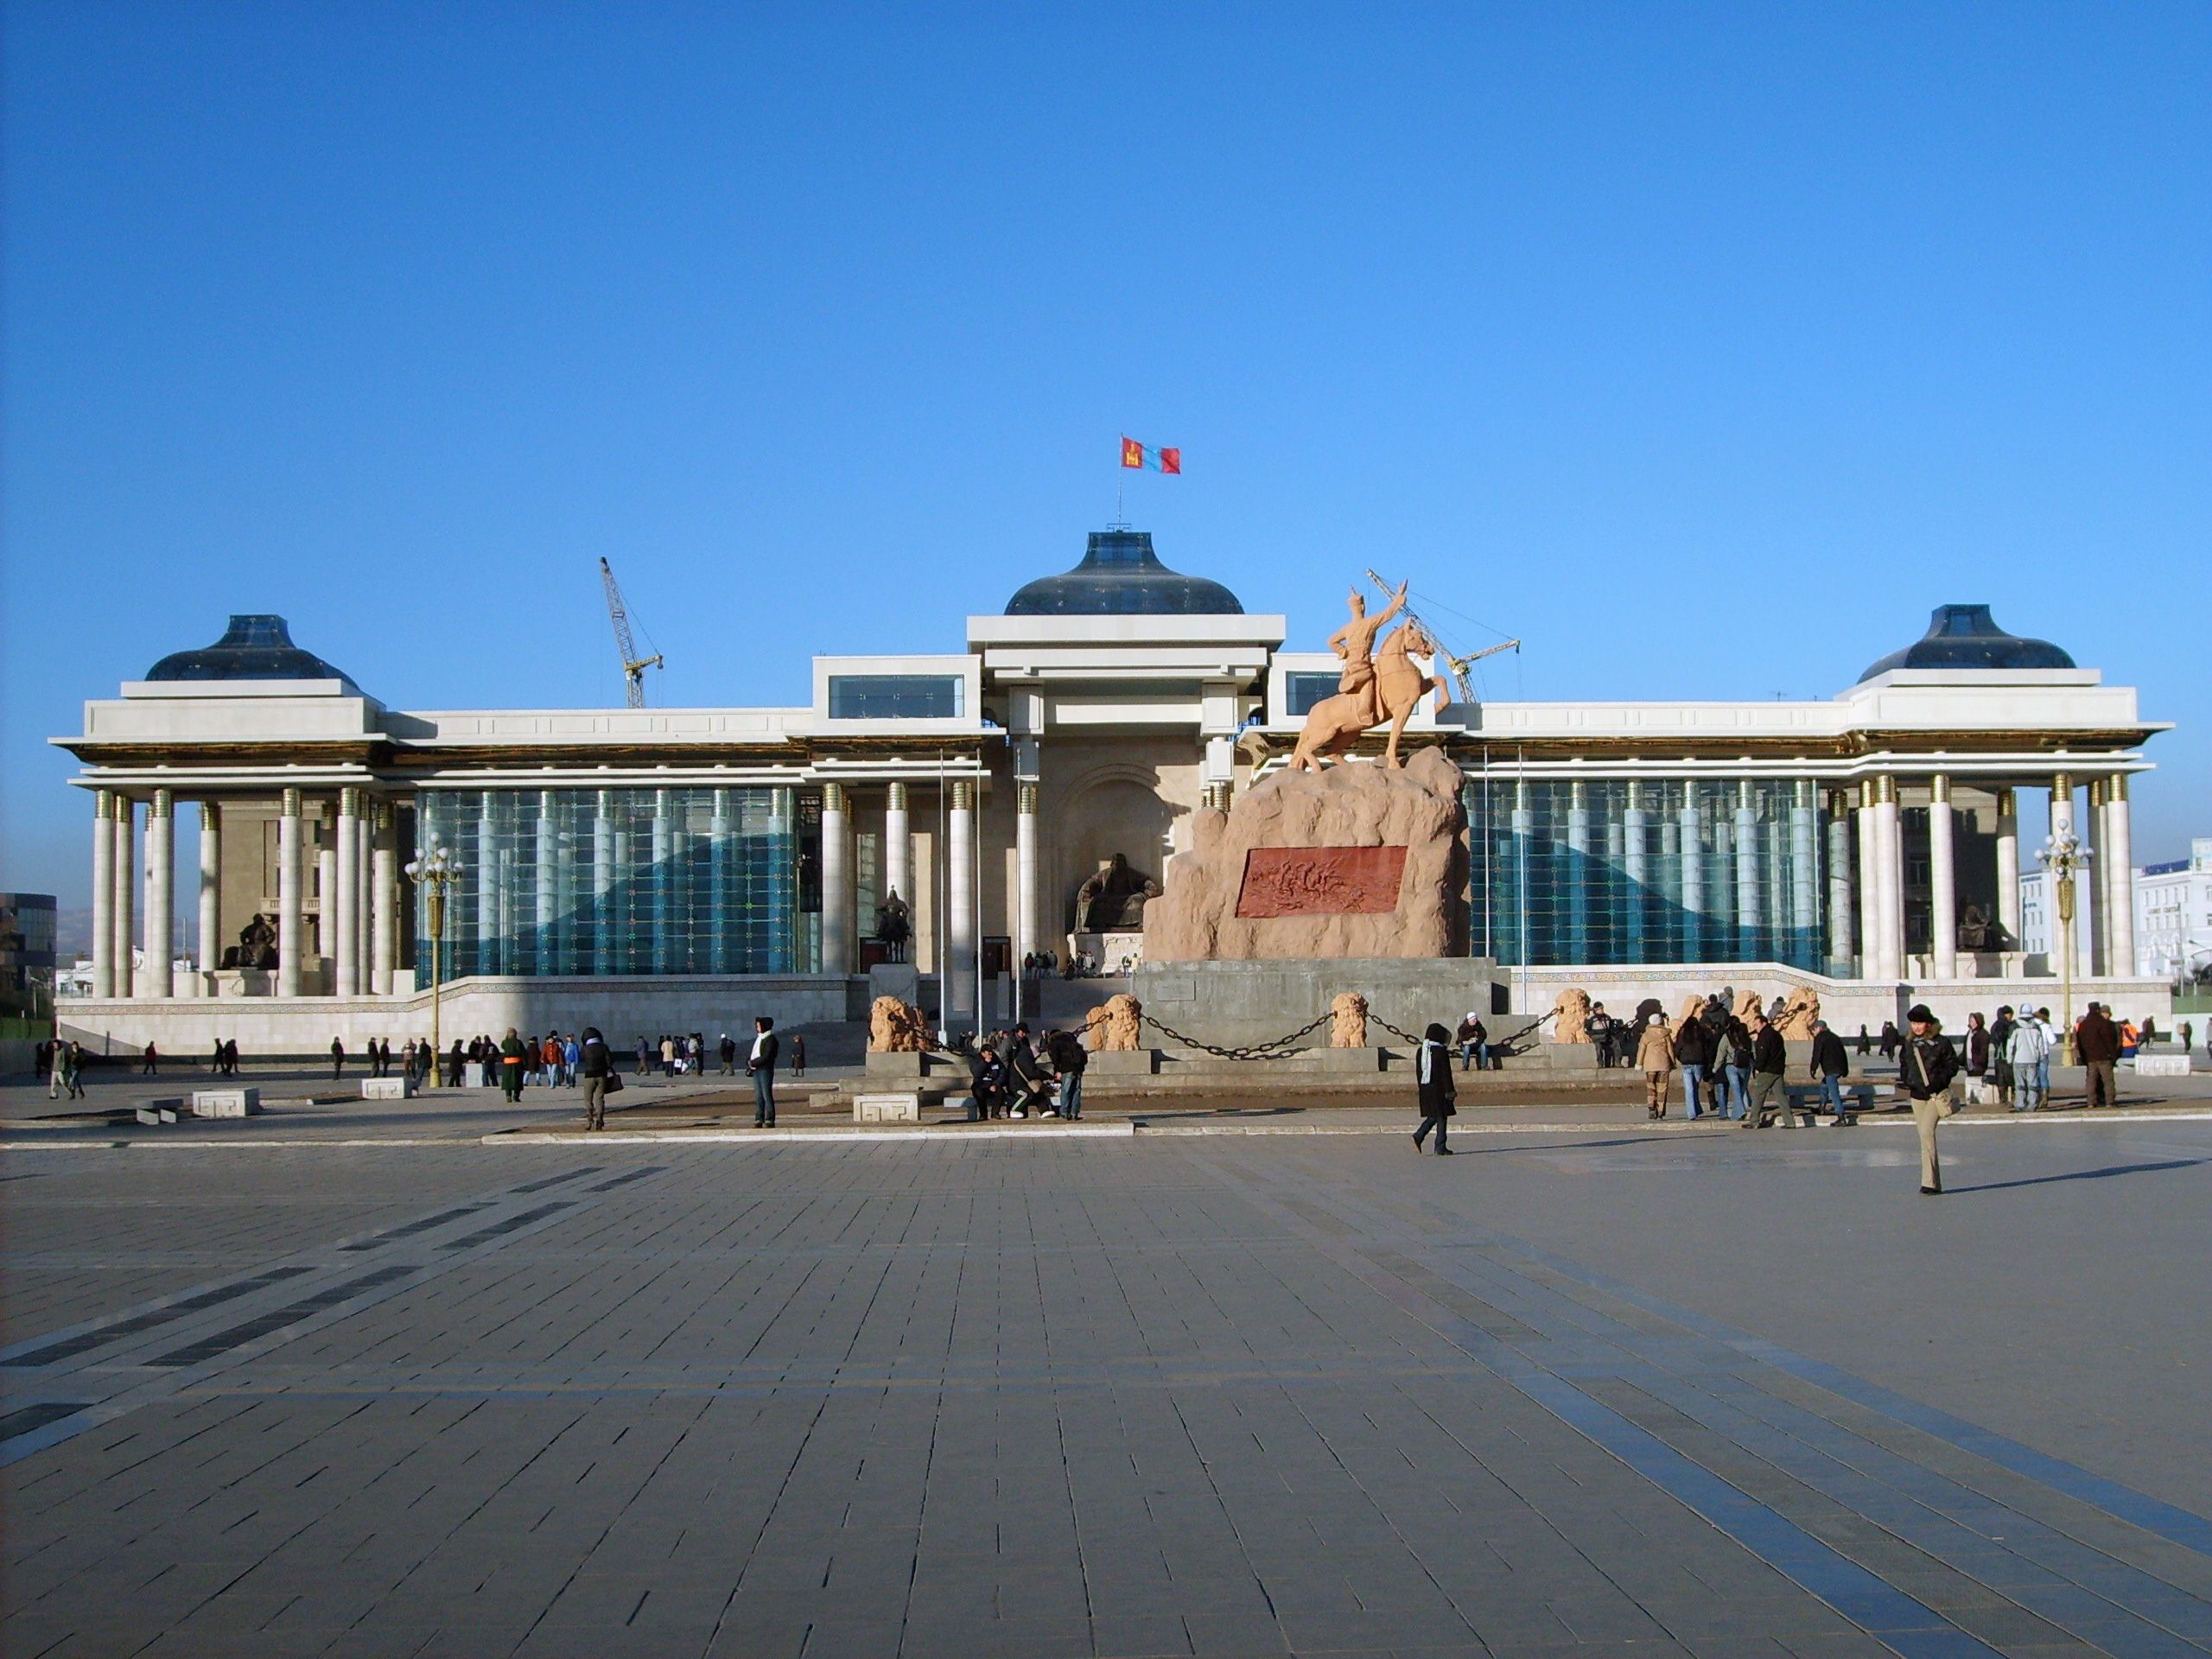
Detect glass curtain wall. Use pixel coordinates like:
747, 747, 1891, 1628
416, 786, 798, 982
1467, 775, 1828, 970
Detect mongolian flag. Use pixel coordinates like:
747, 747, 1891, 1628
1121, 436, 1145, 468
1120, 438, 1183, 474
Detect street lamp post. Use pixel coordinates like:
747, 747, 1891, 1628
2038, 829, 2091, 1066
404, 842, 462, 1087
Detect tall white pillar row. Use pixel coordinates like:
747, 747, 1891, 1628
1826, 790, 1855, 973
142, 788, 175, 997
1871, 775, 1904, 982
91, 791, 117, 998
1855, 782, 1879, 976
593, 790, 617, 976
820, 782, 852, 976
884, 782, 912, 913
2082, 778, 2107, 976
2104, 773, 2135, 978
650, 788, 675, 974
112, 796, 137, 1000
334, 787, 363, 997
709, 789, 734, 976
2049, 773, 2077, 982
1676, 793, 1703, 960
1732, 782, 1761, 957
1015, 781, 1040, 976
1621, 782, 1649, 962
1928, 774, 1956, 981
1994, 786, 2021, 950
947, 779, 976, 1027
199, 804, 222, 981
372, 802, 399, 995
277, 788, 304, 997
536, 790, 560, 977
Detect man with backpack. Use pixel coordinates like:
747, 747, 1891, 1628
2005, 1009, 2052, 1112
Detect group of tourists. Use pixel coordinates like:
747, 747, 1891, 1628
41, 1039, 87, 1100
959, 1022, 1090, 1121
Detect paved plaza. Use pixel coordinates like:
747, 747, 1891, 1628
5, 1112, 2211, 1658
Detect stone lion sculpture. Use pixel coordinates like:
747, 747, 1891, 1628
1085, 993, 1144, 1052
1330, 992, 1370, 1048
1678, 995, 1707, 1026
1553, 988, 1593, 1044
867, 995, 931, 1053
1774, 985, 1821, 1040
1735, 988, 1765, 1022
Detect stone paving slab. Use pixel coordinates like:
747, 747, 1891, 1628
3, 1126, 2209, 1656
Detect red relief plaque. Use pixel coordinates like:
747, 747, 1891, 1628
1235, 846, 1409, 918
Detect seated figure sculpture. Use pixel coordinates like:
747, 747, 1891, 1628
220, 912, 279, 970
1072, 855, 1161, 934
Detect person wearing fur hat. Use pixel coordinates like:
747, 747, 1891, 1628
1899, 1004, 1961, 1194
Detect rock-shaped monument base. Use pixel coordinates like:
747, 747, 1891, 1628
1146, 747, 1465, 961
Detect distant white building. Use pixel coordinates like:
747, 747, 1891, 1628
2021, 836, 2212, 983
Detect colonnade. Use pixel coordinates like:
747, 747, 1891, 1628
86, 786, 402, 999
1846, 772, 2138, 983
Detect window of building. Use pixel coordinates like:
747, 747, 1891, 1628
1281, 672, 1339, 718
828, 676, 964, 720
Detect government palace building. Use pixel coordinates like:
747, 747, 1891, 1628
54, 528, 2172, 1052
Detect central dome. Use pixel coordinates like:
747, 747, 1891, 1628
1004, 531, 1243, 616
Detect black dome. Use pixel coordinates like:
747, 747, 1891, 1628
146, 614, 360, 690
1857, 604, 2074, 682
1004, 531, 1243, 616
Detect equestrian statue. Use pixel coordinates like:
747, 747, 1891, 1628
1288, 582, 1450, 772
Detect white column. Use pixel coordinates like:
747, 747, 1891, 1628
354, 795, 373, 992
947, 779, 976, 1026
1789, 780, 1818, 965
1677, 792, 1704, 961
884, 781, 912, 915
534, 790, 559, 976
709, 788, 733, 975
142, 788, 174, 997
1872, 775, 1904, 982
1825, 790, 1854, 972
277, 788, 304, 996
1854, 782, 1878, 975
1994, 786, 2021, 950
90, 791, 117, 998
1015, 781, 1040, 976
593, 790, 616, 976
372, 802, 398, 995
2082, 778, 2107, 976
334, 787, 362, 997
1733, 781, 1761, 959
2050, 774, 2077, 977
820, 782, 852, 976
317, 838, 339, 988
475, 796, 499, 976
652, 788, 674, 973
1565, 780, 1592, 963
198, 804, 222, 980
1928, 774, 1956, 981
2105, 773, 2135, 977
1622, 781, 1649, 962
112, 797, 136, 999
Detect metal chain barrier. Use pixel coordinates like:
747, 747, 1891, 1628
1138, 1009, 1333, 1062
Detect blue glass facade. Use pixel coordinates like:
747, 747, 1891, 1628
416, 786, 800, 982
1466, 776, 1832, 970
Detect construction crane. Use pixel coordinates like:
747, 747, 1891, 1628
1364, 568, 1519, 706
600, 556, 664, 709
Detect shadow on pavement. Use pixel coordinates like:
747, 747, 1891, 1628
1949, 1158, 2209, 1194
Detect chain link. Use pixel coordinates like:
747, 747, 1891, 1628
1137, 1010, 1334, 1062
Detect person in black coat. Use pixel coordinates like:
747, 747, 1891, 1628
1899, 1004, 1961, 1194
1413, 1022, 1458, 1154
1808, 1019, 1851, 1122
747, 1016, 780, 1127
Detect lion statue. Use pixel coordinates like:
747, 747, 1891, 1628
1773, 985, 1821, 1040
1553, 988, 1593, 1044
1330, 992, 1370, 1048
867, 995, 931, 1053
1735, 988, 1765, 1023
1085, 993, 1144, 1052
1678, 995, 1707, 1026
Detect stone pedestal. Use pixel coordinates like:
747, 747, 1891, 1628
191, 1088, 260, 1117
855, 1093, 921, 1122
1087, 1050, 1157, 1077
211, 969, 272, 998
361, 1077, 416, 1100
1135, 958, 1504, 1055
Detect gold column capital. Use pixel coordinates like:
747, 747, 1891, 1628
1997, 785, 2017, 817
282, 786, 302, 817
94, 789, 114, 821
2052, 771, 2073, 798
1929, 774, 1950, 804
823, 781, 848, 814
887, 781, 908, 811
2088, 777, 2106, 808
950, 779, 975, 812
2108, 772, 2129, 804
1017, 781, 1039, 815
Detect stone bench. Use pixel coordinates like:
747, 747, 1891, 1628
2133, 1054, 2192, 1078
854, 1093, 921, 1123
1783, 1081, 1878, 1125
191, 1088, 260, 1118
360, 1077, 416, 1100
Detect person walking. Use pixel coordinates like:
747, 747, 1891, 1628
1412, 1022, 1458, 1154
62, 1040, 86, 1100
1740, 1007, 1793, 1128
2006, 1008, 2052, 1112
48, 1040, 67, 1099
1989, 1006, 2018, 1109
1715, 1008, 1752, 1121
718, 1033, 736, 1075
1878, 1020, 1899, 1061
499, 1027, 526, 1102
1808, 1018, 1851, 1122
141, 1042, 159, 1076
1856, 1024, 1872, 1056
1637, 1013, 1676, 1119
789, 1033, 806, 1078
579, 1027, 613, 1130
330, 1037, 346, 1080
1048, 1026, 1087, 1120
1672, 1008, 1713, 1120
2075, 1001, 2120, 1109
1964, 1012, 1989, 1090
747, 1016, 779, 1127
1899, 1004, 1961, 1195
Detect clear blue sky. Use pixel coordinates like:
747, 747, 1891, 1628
4, 4, 2207, 906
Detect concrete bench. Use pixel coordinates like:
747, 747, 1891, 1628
360, 1077, 416, 1100
854, 1093, 921, 1123
1783, 1081, 1878, 1125
191, 1088, 260, 1118
2134, 1054, 2192, 1078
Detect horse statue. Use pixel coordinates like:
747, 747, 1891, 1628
1288, 619, 1449, 771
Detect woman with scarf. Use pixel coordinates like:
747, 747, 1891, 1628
1413, 1022, 1458, 1155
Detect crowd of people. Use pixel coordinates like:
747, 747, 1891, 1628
954, 1022, 1090, 1122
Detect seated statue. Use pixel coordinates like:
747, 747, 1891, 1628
1957, 903, 2006, 951
1072, 854, 1161, 934
221, 912, 279, 970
